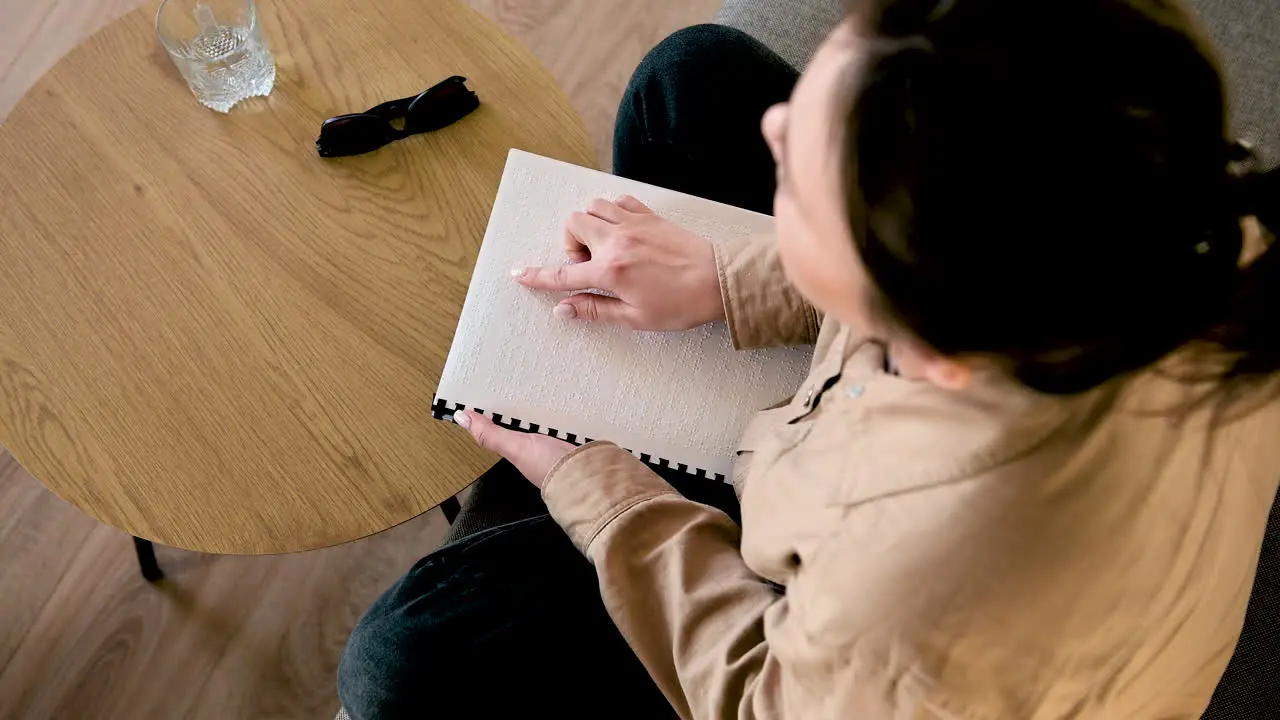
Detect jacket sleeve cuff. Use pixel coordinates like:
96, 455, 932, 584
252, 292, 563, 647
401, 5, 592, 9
714, 235, 820, 350
541, 441, 677, 555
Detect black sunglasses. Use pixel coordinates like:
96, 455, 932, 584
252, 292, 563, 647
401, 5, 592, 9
316, 76, 480, 158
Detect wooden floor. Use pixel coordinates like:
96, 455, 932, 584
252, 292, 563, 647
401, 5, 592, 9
0, 1, 719, 718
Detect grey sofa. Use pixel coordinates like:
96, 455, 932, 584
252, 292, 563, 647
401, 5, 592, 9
339, 2, 1278, 718
717, 0, 1280, 165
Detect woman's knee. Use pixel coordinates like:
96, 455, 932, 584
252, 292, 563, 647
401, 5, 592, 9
614, 24, 797, 200
637, 25, 761, 78
337, 607, 426, 720
626, 25, 773, 104
618, 24, 797, 142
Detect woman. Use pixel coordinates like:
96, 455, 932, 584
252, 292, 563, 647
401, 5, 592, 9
340, 0, 1280, 717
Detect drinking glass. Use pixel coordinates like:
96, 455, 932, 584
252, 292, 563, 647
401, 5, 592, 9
156, 0, 276, 112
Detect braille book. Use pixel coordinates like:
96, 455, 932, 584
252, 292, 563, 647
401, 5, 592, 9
433, 150, 812, 481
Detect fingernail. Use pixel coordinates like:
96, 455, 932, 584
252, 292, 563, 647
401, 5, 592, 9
454, 411, 471, 429
553, 303, 577, 320
510, 266, 527, 279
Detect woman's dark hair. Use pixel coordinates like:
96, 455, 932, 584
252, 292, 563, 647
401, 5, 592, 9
839, 0, 1279, 394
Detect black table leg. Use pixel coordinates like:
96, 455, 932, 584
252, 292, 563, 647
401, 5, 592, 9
133, 536, 164, 582
441, 495, 461, 525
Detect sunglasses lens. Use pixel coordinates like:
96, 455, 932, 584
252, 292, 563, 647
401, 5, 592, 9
316, 114, 394, 158
405, 79, 479, 132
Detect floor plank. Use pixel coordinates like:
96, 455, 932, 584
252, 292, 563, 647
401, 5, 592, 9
0, 457, 98, 682
0, 462, 451, 720
0, 0, 718, 717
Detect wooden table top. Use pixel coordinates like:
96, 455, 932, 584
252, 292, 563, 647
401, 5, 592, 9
0, 0, 595, 554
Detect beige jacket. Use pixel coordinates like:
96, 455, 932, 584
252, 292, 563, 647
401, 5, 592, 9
542, 235, 1280, 719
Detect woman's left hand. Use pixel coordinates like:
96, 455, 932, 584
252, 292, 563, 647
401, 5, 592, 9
454, 410, 576, 489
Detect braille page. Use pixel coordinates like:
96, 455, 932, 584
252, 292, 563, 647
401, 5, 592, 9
433, 150, 812, 481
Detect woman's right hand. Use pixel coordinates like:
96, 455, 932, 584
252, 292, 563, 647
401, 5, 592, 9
512, 195, 726, 331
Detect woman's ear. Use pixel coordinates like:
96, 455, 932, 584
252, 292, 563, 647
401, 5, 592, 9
922, 356, 974, 391
889, 338, 975, 390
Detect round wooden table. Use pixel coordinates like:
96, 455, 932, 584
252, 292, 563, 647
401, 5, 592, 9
0, 0, 595, 554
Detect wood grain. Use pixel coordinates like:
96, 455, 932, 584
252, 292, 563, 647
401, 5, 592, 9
0, 459, 452, 720
465, 0, 725, 165
0, 0, 719, 716
0, 0, 138, 124
0, 0, 597, 553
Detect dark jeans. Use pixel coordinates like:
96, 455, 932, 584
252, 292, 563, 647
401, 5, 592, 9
337, 25, 798, 720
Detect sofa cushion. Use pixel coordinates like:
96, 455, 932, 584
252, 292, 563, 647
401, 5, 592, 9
1187, 0, 1280, 165
713, 0, 844, 69
715, 0, 1276, 163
